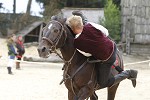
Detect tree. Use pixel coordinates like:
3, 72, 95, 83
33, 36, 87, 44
36, 0, 64, 21
112, 0, 121, 9
99, 0, 121, 43
26, 0, 32, 15
13, 0, 34, 33
20, 0, 33, 23
65, 0, 106, 8
13, 0, 16, 14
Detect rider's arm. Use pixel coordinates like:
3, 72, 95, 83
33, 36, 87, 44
77, 49, 92, 57
88, 22, 109, 36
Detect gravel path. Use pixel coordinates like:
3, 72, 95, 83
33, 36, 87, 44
0, 38, 150, 100
0, 61, 150, 100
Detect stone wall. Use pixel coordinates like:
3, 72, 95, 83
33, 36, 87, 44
121, 0, 150, 55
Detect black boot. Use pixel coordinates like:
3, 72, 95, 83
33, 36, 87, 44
112, 69, 138, 87
7, 67, 13, 75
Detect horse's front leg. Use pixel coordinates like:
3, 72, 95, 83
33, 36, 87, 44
77, 85, 93, 100
90, 92, 98, 100
68, 91, 77, 100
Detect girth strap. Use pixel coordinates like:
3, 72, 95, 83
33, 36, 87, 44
87, 57, 103, 63
71, 60, 87, 79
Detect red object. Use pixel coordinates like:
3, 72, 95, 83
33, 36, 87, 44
16, 36, 24, 50
17, 55, 22, 58
111, 55, 119, 68
16, 36, 25, 58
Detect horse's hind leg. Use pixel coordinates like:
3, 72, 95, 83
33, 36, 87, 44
107, 84, 119, 100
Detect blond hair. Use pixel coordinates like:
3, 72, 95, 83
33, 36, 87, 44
66, 15, 83, 30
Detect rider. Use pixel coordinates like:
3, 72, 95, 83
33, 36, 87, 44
66, 13, 138, 88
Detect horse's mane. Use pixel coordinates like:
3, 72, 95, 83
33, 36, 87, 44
66, 25, 76, 38
50, 15, 76, 38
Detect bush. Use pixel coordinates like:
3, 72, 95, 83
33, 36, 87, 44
99, 0, 121, 43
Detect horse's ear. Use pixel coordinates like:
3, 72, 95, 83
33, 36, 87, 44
51, 16, 57, 20
51, 15, 66, 24
62, 18, 67, 24
59, 18, 67, 25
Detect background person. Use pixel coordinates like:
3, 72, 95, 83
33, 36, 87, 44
7, 34, 17, 74
72, 10, 88, 25
15, 36, 25, 69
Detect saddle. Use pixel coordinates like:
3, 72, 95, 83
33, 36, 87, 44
87, 54, 123, 73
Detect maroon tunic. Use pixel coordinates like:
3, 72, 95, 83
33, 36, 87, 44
74, 23, 114, 61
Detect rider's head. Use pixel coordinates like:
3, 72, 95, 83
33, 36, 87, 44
66, 15, 83, 35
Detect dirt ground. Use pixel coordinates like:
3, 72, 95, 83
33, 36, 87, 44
0, 38, 150, 100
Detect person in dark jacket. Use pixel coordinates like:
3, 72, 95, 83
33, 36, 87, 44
72, 10, 88, 25
66, 15, 138, 88
7, 34, 17, 74
15, 36, 25, 69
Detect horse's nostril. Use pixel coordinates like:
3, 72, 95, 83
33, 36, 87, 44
42, 47, 46, 52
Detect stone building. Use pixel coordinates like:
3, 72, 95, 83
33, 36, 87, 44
121, 0, 150, 55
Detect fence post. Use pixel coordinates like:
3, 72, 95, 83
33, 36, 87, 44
126, 18, 131, 54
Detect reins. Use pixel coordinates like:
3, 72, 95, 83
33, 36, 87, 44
41, 20, 78, 82
41, 20, 97, 98
42, 20, 76, 68
42, 20, 81, 95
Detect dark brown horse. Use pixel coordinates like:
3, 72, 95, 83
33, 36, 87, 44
37, 19, 124, 100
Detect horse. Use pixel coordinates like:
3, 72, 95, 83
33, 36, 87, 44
37, 18, 124, 100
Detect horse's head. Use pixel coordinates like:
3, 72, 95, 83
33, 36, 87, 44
37, 19, 67, 58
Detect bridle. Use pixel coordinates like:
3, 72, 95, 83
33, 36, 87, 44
42, 20, 76, 64
42, 20, 78, 87
41, 20, 93, 96
42, 20, 66, 53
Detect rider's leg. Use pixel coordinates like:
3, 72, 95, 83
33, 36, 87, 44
97, 44, 138, 88
97, 61, 138, 88
96, 62, 114, 88
112, 69, 138, 87
96, 43, 117, 88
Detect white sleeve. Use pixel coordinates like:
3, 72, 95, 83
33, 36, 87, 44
88, 22, 109, 36
77, 49, 92, 57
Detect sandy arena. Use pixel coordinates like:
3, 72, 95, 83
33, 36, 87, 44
0, 38, 150, 100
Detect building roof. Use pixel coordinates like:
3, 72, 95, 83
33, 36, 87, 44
17, 21, 44, 36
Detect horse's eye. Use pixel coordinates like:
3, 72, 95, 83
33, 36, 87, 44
54, 29, 58, 33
